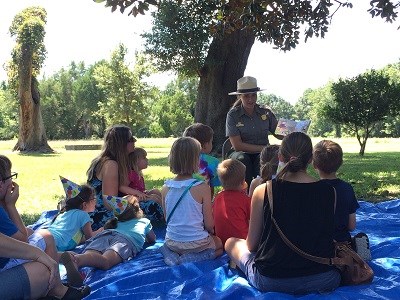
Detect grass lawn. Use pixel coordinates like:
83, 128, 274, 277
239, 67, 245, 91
0, 137, 398, 224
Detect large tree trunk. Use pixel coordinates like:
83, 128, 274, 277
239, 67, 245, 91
195, 29, 255, 154
14, 46, 53, 153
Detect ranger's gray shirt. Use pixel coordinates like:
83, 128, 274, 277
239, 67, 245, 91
226, 104, 278, 146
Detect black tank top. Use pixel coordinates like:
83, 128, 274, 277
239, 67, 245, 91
254, 179, 336, 278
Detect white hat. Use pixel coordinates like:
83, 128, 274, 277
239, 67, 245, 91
228, 76, 265, 95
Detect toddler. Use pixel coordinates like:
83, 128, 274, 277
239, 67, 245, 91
213, 159, 251, 245
120, 147, 162, 205
119, 148, 164, 222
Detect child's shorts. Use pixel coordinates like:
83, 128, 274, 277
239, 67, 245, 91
84, 231, 137, 261
165, 235, 216, 255
2, 232, 46, 271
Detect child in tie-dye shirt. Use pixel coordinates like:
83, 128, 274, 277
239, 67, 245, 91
183, 123, 221, 197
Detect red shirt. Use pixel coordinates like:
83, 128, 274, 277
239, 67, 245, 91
213, 190, 251, 245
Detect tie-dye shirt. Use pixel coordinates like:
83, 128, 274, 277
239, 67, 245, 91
193, 153, 221, 188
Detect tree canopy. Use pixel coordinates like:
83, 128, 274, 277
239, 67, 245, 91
326, 70, 400, 155
95, 0, 400, 150
93, 44, 154, 133
97, 1, 400, 48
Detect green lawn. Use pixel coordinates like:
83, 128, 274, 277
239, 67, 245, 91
0, 137, 399, 224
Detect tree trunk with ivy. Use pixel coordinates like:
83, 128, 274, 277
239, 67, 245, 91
9, 7, 53, 153
13, 45, 52, 152
195, 30, 255, 153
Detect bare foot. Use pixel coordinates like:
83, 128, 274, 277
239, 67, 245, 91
60, 251, 84, 287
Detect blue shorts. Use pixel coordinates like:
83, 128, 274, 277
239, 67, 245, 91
239, 252, 341, 294
0, 264, 30, 299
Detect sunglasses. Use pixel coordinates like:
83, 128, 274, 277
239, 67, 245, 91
2, 172, 18, 182
127, 136, 136, 143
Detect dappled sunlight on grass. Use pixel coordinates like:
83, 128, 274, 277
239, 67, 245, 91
341, 153, 400, 201
0, 137, 397, 217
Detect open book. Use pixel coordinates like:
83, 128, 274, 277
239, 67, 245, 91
275, 118, 311, 136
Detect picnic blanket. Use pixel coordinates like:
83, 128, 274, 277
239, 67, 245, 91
30, 200, 400, 299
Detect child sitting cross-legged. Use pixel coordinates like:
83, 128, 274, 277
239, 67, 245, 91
60, 195, 156, 287
159, 137, 223, 266
213, 159, 251, 246
37, 177, 103, 252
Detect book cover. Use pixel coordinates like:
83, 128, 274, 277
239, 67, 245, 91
275, 118, 311, 136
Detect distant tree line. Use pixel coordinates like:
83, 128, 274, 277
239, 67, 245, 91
1, 43, 399, 147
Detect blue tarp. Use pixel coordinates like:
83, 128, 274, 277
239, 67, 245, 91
31, 200, 400, 299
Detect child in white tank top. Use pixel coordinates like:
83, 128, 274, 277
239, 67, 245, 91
160, 137, 223, 266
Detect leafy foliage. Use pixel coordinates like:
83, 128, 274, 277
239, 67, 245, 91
98, 0, 400, 52
257, 93, 295, 119
149, 76, 197, 137
296, 85, 337, 137
0, 86, 18, 140
93, 44, 154, 133
142, 1, 214, 76
40, 62, 106, 139
7, 6, 47, 90
326, 70, 400, 155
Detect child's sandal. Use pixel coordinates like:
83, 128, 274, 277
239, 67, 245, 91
61, 285, 91, 300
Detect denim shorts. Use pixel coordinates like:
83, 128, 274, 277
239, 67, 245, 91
85, 231, 136, 261
0, 264, 30, 299
239, 252, 341, 294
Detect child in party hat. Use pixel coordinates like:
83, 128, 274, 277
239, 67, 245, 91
37, 176, 103, 252
60, 195, 156, 287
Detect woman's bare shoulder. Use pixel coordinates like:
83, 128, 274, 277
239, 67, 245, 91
253, 183, 266, 199
98, 159, 118, 178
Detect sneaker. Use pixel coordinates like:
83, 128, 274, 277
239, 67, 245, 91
353, 232, 371, 261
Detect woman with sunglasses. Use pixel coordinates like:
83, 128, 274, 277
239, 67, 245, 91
87, 125, 163, 231
87, 125, 137, 230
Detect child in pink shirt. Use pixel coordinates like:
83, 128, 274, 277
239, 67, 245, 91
120, 147, 162, 205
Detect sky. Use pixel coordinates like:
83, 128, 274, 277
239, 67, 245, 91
1, 1, 400, 104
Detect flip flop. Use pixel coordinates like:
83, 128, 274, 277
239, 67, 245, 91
60, 285, 91, 300
60, 252, 84, 287
38, 285, 90, 300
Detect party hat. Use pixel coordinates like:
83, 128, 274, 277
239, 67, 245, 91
60, 176, 82, 199
104, 195, 129, 216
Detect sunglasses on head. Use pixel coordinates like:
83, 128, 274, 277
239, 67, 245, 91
2, 172, 18, 182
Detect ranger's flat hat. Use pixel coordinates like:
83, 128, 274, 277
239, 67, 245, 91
228, 76, 265, 95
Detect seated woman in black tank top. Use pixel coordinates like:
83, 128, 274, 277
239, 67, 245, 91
225, 132, 341, 295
